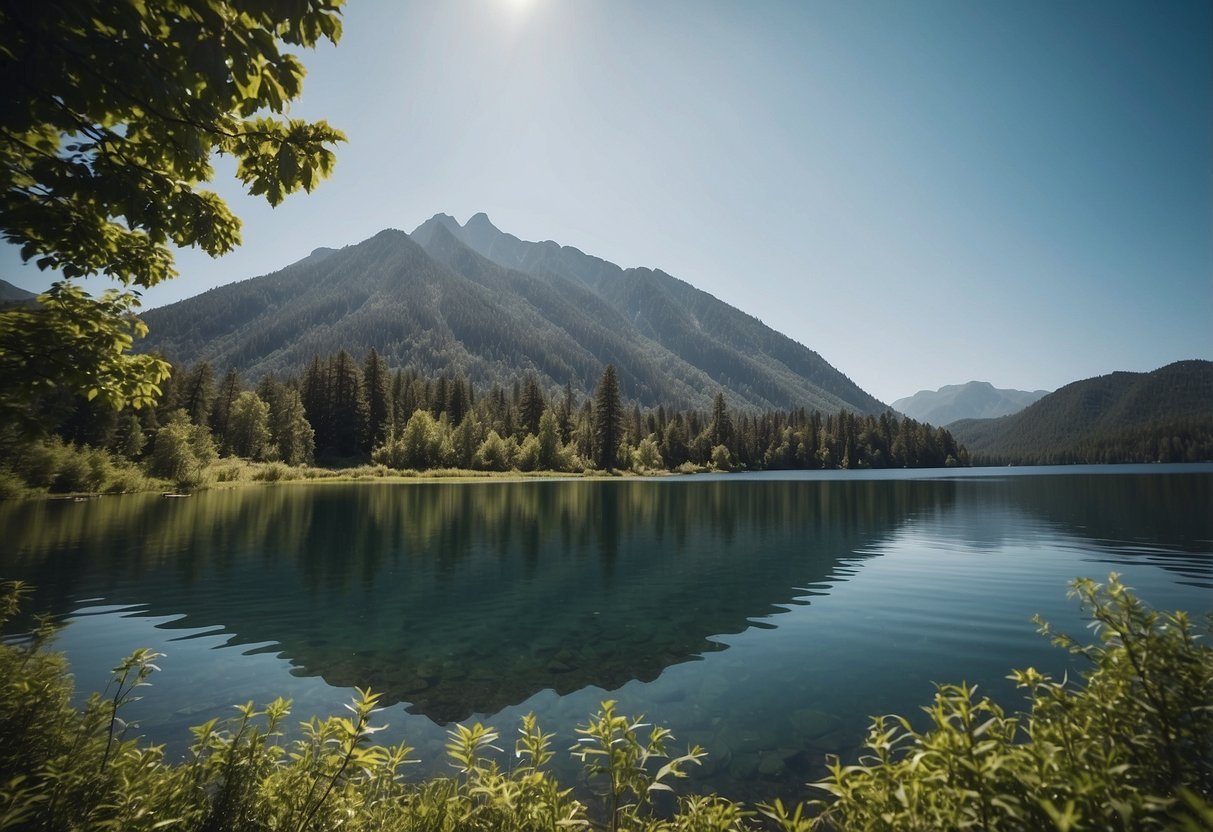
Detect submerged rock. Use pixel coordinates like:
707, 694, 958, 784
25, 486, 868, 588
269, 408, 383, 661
789, 708, 839, 739
757, 752, 785, 778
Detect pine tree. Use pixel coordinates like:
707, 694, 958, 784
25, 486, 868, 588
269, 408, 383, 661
178, 362, 215, 427
661, 414, 689, 468
628, 403, 643, 444
709, 391, 733, 448
362, 348, 390, 451
484, 385, 511, 436
570, 401, 591, 461
210, 368, 241, 454
519, 374, 545, 437
433, 376, 449, 419
557, 381, 576, 444
447, 376, 469, 427
111, 411, 146, 460
389, 368, 416, 434
537, 408, 562, 471
300, 355, 332, 454
450, 408, 483, 469
593, 364, 622, 471
269, 385, 315, 466
329, 350, 369, 458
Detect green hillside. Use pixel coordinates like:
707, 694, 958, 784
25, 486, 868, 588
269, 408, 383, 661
948, 361, 1213, 463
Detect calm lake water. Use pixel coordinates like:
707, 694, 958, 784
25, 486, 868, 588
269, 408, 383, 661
2, 465, 1210, 802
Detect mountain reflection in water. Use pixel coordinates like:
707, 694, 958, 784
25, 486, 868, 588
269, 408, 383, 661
2, 467, 1210, 800
2, 478, 953, 722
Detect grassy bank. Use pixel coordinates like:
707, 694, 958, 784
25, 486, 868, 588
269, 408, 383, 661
0, 440, 705, 502
203, 457, 711, 487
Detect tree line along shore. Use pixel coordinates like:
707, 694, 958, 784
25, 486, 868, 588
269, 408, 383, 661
1, 349, 968, 498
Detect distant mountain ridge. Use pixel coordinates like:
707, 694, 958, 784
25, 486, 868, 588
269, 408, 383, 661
140, 213, 886, 414
948, 361, 1213, 463
0, 279, 36, 307
893, 381, 1048, 425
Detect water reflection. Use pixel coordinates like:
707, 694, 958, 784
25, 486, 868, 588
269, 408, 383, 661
2, 468, 1211, 801
2, 478, 950, 721
1000, 472, 1212, 587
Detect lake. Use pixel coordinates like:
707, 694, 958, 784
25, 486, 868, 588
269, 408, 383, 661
1, 464, 1210, 802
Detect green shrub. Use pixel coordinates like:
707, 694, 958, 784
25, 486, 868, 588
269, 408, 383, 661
23, 442, 135, 494
633, 436, 664, 473
104, 465, 150, 494
111, 411, 147, 460
571, 699, 707, 829
214, 462, 245, 482
49, 449, 92, 493
475, 430, 516, 472
83, 446, 116, 490
0, 437, 152, 497
147, 410, 217, 490
710, 444, 734, 472
0, 583, 72, 787
50, 448, 106, 494
372, 410, 447, 471
14, 437, 70, 489
0, 470, 30, 501
253, 462, 300, 482
516, 434, 541, 471
781, 573, 1213, 832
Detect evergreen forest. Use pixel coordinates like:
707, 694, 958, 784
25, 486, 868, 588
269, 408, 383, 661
948, 360, 1213, 465
0, 349, 968, 497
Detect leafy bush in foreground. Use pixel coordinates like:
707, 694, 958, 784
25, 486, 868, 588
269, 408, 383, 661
0, 435, 157, 499
773, 574, 1213, 832
0, 575, 1209, 831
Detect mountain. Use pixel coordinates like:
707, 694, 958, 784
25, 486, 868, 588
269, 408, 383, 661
413, 214, 885, 413
948, 361, 1213, 463
892, 381, 1048, 425
0, 279, 37, 307
140, 214, 886, 413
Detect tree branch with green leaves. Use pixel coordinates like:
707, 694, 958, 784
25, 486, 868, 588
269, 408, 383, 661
0, 0, 346, 431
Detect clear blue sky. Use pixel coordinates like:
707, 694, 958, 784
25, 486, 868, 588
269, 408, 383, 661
3, 0, 1210, 405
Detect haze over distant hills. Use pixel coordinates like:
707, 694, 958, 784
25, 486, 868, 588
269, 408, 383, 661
892, 382, 1049, 426
140, 213, 885, 414
948, 361, 1213, 463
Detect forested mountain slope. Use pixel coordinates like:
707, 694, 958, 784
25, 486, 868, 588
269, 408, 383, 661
948, 361, 1213, 463
141, 215, 886, 413
414, 213, 885, 413
892, 381, 1048, 425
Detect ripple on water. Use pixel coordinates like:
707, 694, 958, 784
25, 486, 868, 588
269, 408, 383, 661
0, 469, 1209, 804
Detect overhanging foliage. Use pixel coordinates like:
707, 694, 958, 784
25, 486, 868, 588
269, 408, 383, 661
0, 0, 346, 430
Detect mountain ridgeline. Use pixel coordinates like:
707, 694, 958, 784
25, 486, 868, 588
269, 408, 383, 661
948, 361, 1213, 464
0, 279, 36, 308
892, 381, 1048, 425
139, 214, 884, 414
